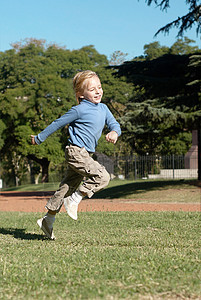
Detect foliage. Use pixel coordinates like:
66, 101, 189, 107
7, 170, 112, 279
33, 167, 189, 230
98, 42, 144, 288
0, 119, 6, 149
158, 132, 192, 154
143, 41, 169, 60
95, 134, 117, 155
0, 39, 111, 184
115, 46, 201, 154
144, 0, 201, 37
1, 37, 200, 185
109, 50, 128, 65
97, 66, 134, 110
170, 36, 200, 55
143, 37, 199, 60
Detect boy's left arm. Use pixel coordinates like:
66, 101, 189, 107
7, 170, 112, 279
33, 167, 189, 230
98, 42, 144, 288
106, 131, 118, 144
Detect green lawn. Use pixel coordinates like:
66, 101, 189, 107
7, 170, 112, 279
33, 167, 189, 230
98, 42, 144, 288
2, 179, 200, 203
0, 211, 200, 299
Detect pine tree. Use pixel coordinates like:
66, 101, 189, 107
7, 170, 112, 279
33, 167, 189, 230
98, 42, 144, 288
144, 0, 201, 37
115, 52, 201, 176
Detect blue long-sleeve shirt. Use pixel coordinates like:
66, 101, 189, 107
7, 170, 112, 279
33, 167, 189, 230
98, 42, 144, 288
35, 99, 121, 153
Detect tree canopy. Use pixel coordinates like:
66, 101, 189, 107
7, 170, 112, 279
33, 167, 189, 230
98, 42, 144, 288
0, 40, 109, 184
0, 39, 133, 185
1, 37, 200, 186
143, 37, 199, 60
113, 40, 201, 155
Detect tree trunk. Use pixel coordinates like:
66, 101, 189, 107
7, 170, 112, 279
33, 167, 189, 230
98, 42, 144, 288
15, 176, 20, 187
198, 129, 201, 181
35, 172, 41, 185
12, 152, 21, 186
41, 158, 50, 182
27, 154, 50, 183
28, 160, 35, 184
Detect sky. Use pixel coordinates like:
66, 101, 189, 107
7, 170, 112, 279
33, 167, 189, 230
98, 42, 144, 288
0, 0, 200, 60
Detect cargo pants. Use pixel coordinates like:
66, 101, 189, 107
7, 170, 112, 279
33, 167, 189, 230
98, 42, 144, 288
45, 145, 110, 212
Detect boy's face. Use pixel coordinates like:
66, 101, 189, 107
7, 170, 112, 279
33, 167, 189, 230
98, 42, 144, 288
79, 76, 103, 104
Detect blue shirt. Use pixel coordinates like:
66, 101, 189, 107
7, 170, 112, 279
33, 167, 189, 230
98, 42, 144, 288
35, 99, 121, 153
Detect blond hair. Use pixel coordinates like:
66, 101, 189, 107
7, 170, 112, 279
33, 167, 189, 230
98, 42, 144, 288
73, 70, 98, 103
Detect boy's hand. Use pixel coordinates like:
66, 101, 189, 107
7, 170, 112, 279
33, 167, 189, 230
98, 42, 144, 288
31, 135, 37, 145
105, 131, 118, 144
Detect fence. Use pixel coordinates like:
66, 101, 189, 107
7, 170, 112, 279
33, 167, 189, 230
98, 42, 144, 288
0, 153, 198, 188
96, 154, 198, 180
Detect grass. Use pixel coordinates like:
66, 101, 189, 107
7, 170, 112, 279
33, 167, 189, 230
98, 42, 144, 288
0, 211, 200, 299
2, 182, 60, 192
94, 179, 201, 203
2, 179, 200, 203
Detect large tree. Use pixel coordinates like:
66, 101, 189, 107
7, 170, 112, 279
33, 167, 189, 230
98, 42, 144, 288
143, 0, 201, 179
115, 49, 201, 173
0, 39, 133, 186
0, 39, 109, 185
143, 37, 199, 60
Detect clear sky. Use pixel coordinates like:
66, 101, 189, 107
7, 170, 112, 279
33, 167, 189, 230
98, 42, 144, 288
0, 0, 200, 60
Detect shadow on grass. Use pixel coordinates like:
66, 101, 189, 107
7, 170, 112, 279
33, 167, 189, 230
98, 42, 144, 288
93, 179, 194, 199
0, 227, 46, 240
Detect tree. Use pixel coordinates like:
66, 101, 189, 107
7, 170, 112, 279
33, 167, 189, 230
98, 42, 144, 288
0, 44, 72, 184
0, 39, 133, 186
0, 39, 109, 185
114, 48, 201, 156
144, 0, 201, 37
109, 50, 128, 66
170, 37, 200, 55
144, 0, 201, 179
0, 120, 6, 150
97, 67, 134, 115
143, 41, 169, 60
136, 37, 200, 61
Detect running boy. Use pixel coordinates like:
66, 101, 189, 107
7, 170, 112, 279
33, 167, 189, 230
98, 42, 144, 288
31, 70, 121, 239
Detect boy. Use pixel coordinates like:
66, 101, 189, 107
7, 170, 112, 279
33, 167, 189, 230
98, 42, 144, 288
31, 70, 121, 239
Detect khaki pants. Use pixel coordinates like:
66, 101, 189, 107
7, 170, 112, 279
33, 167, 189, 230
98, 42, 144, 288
45, 145, 110, 212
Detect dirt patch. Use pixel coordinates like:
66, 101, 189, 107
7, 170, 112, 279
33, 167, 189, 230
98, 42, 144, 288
0, 191, 200, 213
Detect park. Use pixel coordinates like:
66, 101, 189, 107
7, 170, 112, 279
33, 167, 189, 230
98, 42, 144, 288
0, 1, 201, 299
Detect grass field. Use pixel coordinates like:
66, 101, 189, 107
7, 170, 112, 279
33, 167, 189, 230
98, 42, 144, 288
1, 179, 200, 299
2, 179, 201, 203
0, 211, 200, 299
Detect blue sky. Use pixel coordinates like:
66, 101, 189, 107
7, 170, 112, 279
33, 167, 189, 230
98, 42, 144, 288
0, 0, 200, 60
